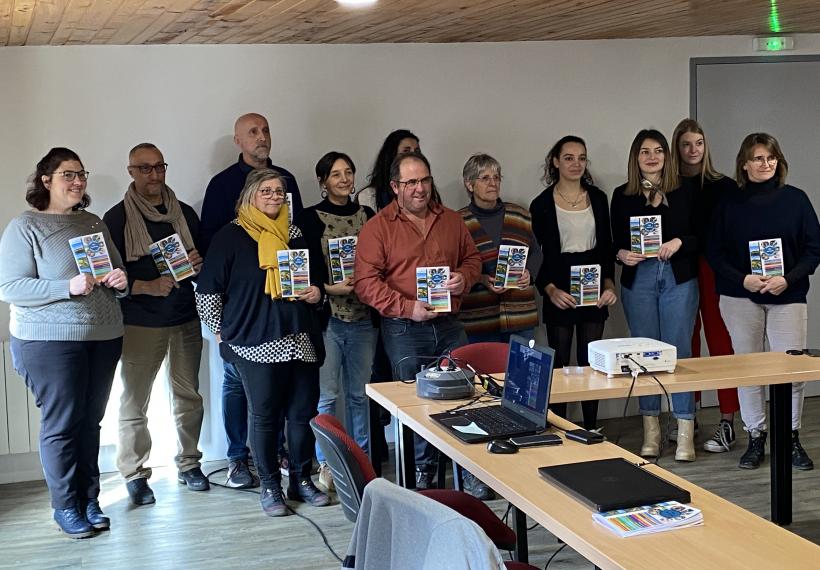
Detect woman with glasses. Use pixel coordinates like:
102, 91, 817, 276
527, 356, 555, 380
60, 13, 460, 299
196, 169, 330, 517
709, 133, 820, 471
0, 147, 128, 538
610, 129, 699, 462
671, 119, 740, 454
530, 136, 615, 431
294, 152, 376, 494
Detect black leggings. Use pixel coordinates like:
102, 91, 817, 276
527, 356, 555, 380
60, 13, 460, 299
546, 321, 605, 430
233, 359, 320, 488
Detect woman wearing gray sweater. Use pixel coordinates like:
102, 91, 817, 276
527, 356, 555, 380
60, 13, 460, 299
0, 148, 128, 539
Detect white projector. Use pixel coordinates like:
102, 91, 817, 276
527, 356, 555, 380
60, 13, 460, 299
588, 338, 677, 377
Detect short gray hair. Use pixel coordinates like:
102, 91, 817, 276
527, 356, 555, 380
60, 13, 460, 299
236, 168, 287, 214
462, 153, 501, 184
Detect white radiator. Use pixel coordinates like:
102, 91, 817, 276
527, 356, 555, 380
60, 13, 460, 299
1, 340, 41, 456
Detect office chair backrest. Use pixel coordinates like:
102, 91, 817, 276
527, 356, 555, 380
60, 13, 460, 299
450, 342, 509, 375
311, 413, 376, 522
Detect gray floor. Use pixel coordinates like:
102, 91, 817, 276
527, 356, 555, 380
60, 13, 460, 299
1, 398, 819, 570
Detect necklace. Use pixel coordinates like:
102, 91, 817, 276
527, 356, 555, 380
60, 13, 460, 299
556, 187, 586, 208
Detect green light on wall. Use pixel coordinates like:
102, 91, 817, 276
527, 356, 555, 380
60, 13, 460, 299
769, 0, 782, 33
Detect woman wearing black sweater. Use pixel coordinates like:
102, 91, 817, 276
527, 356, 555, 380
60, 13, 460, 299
709, 132, 820, 471
530, 135, 616, 430
671, 118, 740, 454
294, 152, 376, 494
196, 168, 330, 517
611, 129, 699, 462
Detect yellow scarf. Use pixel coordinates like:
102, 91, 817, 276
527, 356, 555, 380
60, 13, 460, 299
237, 204, 290, 299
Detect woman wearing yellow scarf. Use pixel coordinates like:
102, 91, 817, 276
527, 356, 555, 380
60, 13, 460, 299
196, 169, 329, 517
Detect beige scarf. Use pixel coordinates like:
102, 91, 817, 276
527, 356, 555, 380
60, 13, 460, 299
123, 183, 195, 262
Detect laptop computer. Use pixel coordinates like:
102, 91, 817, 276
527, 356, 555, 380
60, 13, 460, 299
538, 458, 692, 512
429, 335, 554, 443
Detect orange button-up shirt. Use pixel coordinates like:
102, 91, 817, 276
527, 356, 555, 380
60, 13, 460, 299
354, 200, 482, 319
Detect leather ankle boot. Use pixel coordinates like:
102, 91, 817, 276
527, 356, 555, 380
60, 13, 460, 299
641, 415, 661, 457
675, 419, 696, 462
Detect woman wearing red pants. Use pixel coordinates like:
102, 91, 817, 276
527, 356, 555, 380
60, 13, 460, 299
671, 119, 739, 452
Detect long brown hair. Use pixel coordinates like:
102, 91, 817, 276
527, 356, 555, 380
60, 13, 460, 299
735, 133, 789, 189
624, 129, 679, 196
671, 119, 723, 185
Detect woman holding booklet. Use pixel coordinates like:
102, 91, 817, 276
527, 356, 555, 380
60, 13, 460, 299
294, 152, 376, 494
610, 129, 699, 462
458, 153, 542, 344
196, 168, 330, 517
0, 147, 128, 539
708, 133, 820, 471
530, 136, 615, 431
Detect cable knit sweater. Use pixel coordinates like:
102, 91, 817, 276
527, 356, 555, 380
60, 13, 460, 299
0, 210, 126, 341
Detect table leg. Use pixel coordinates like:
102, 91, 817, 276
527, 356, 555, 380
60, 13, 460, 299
368, 398, 383, 477
769, 382, 792, 526
397, 420, 416, 489
512, 506, 529, 563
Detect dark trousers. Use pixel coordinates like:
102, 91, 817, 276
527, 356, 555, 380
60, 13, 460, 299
381, 316, 468, 470
223, 360, 287, 462
232, 358, 320, 488
10, 336, 122, 509
546, 321, 604, 430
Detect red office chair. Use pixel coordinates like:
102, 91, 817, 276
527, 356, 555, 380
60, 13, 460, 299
450, 342, 510, 374
311, 413, 520, 552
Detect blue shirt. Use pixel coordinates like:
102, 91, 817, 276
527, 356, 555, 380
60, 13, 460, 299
199, 154, 303, 254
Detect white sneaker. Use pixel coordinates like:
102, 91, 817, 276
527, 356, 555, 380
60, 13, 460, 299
703, 419, 736, 453
317, 462, 335, 493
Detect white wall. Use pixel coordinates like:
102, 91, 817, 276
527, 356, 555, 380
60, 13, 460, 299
2, 35, 820, 479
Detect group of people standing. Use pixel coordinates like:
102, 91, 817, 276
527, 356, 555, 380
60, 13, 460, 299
1, 114, 818, 537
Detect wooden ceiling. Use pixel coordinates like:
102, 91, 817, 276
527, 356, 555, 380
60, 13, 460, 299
1, 0, 819, 46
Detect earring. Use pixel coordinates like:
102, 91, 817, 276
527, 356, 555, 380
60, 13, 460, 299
321, 186, 328, 199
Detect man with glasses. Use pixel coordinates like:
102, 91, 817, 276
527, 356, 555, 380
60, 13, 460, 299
103, 143, 208, 506
355, 151, 481, 489
199, 113, 303, 489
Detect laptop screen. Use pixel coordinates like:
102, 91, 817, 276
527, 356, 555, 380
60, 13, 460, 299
502, 335, 554, 427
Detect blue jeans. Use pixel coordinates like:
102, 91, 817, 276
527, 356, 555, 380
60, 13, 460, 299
381, 315, 468, 469
315, 318, 378, 462
467, 328, 535, 345
621, 259, 698, 420
222, 361, 249, 462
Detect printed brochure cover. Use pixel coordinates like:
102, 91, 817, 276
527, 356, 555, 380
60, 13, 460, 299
593, 501, 702, 538
749, 238, 784, 277
630, 215, 662, 257
149, 233, 195, 282
416, 266, 451, 312
277, 249, 310, 298
494, 245, 529, 288
328, 236, 357, 284
570, 264, 601, 306
69, 232, 113, 281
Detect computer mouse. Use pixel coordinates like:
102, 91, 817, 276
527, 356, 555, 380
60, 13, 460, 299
487, 439, 518, 454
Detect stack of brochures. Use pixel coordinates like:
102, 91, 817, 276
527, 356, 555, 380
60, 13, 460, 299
593, 501, 702, 537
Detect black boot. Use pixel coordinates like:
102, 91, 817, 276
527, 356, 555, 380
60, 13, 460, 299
792, 430, 814, 471
287, 478, 330, 507
739, 430, 767, 469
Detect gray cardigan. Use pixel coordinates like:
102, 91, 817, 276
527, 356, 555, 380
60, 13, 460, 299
0, 210, 126, 341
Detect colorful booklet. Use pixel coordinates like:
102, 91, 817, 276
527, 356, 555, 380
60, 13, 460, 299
749, 238, 784, 276
328, 236, 357, 284
69, 232, 113, 281
570, 264, 601, 306
630, 215, 662, 257
277, 249, 310, 298
149, 233, 196, 282
416, 266, 451, 312
494, 245, 529, 288
593, 501, 703, 538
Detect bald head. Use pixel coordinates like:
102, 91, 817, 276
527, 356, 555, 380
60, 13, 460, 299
234, 113, 271, 168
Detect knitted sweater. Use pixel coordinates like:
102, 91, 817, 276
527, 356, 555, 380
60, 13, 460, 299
0, 210, 126, 341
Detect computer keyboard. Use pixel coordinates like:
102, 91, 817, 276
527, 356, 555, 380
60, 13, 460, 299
461, 405, 530, 433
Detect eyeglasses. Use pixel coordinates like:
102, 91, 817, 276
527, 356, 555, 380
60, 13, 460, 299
258, 188, 286, 198
129, 163, 168, 174
475, 174, 502, 184
54, 170, 89, 182
396, 176, 434, 190
749, 156, 778, 167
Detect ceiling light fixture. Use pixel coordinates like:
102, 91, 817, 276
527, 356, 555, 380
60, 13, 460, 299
336, 0, 377, 7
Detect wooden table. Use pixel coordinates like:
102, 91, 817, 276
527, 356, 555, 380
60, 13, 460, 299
367, 352, 820, 526
397, 402, 820, 569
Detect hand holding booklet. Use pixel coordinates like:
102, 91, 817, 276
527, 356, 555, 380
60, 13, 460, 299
630, 215, 662, 257
69, 232, 113, 281
277, 249, 311, 297
593, 501, 703, 537
328, 236, 357, 284
570, 264, 601, 306
416, 266, 451, 312
149, 233, 196, 281
494, 245, 528, 288
749, 238, 784, 276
